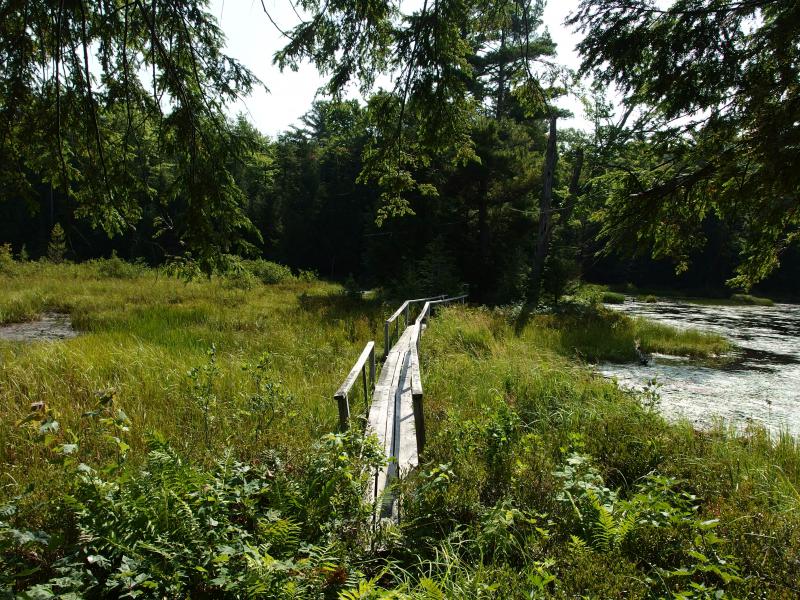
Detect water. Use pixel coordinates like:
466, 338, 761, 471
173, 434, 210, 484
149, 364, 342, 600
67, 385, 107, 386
598, 299, 800, 435
0, 312, 78, 342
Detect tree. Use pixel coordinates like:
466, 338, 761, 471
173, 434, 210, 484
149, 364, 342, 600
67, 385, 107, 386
0, 1, 261, 272
47, 223, 66, 263
568, 0, 800, 289
273, 0, 556, 223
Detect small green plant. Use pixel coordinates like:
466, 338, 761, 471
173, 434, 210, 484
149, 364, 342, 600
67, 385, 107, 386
187, 345, 219, 448
0, 243, 14, 273
47, 223, 67, 263
639, 377, 662, 411
242, 352, 292, 443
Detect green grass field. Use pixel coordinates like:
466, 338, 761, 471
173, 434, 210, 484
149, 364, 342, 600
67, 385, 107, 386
1, 263, 796, 598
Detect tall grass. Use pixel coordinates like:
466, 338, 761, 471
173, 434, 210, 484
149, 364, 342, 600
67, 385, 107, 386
1, 265, 796, 597
0, 261, 385, 513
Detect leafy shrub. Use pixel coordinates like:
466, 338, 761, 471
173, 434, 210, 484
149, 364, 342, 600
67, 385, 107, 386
297, 269, 318, 283
94, 252, 143, 279
3, 428, 383, 598
0, 243, 14, 274
245, 259, 295, 285
601, 291, 625, 304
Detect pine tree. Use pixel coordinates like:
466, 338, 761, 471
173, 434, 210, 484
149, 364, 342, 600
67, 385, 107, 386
47, 224, 66, 264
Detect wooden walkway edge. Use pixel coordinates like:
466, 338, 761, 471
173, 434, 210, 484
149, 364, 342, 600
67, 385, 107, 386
334, 294, 467, 525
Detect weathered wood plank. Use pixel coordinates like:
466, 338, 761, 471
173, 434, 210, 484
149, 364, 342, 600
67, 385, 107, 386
334, 341, 375, 399
397, 352, 418, 476
374, 354, 404, 515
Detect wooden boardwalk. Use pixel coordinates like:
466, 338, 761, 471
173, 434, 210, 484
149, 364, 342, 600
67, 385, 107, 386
366, 324, 418, 520
334, 295, 466, 524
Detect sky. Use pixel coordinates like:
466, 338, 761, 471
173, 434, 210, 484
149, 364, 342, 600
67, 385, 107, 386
208, 0, 590, 137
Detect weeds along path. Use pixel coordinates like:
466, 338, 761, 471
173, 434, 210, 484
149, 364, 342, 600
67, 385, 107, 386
333, 295, 467, 524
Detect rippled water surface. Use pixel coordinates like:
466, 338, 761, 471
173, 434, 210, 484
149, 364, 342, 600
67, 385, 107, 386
599, 299, 800, 435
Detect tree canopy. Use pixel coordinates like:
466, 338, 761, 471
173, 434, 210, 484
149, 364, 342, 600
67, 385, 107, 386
568, 0, 800, 288
0, 0, 261, 270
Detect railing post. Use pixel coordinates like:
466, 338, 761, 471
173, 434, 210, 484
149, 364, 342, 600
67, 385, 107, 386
405, 303, 410, 328
361, 366, 368, 410
383, 321, 389, 359
412, 391, 425, 454
369, 345, 376, 385
334, 393, 350, 432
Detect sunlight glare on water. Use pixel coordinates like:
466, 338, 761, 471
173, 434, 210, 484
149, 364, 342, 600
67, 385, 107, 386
599, 299, 800, 436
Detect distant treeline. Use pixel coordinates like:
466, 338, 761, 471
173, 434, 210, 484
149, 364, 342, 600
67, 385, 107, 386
1, 99, 797, 302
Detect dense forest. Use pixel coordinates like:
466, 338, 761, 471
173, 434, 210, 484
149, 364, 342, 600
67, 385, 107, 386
1, 0, 797, 302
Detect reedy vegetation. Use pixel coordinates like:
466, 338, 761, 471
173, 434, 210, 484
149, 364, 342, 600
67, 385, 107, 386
0, 262, 797, 597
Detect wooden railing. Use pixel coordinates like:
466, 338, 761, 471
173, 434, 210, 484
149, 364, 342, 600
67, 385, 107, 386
334, 293, 468, 515
333, 341, 376, 432
409, 323, 425, 453
407, 294, 468, 453
383, 295, 446, 359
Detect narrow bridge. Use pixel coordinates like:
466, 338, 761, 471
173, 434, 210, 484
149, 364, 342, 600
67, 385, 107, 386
333, 295, 467, 524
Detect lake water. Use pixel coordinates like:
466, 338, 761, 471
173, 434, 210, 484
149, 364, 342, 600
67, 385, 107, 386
599, 299, 800, 436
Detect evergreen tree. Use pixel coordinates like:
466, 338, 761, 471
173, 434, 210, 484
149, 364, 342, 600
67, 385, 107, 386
47, 223, 66, 263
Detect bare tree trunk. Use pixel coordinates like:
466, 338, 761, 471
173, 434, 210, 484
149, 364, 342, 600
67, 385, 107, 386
528, 114, 558, 305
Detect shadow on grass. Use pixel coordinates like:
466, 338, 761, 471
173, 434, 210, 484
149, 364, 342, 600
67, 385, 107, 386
297, 291, 385, 322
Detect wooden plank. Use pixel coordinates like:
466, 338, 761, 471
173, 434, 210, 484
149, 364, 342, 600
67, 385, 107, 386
397, 351, 418, 475
334, 341, 375, 399
374, 355, 404, 515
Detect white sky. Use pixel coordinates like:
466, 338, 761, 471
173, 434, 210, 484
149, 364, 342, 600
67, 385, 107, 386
209, 0, 590, 137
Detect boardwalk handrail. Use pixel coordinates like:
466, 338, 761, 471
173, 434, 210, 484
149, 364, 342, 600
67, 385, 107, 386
334, 341, 376, 432
409, 323, 425, 453
384, 295, 446, 358
414, 294, 468, 327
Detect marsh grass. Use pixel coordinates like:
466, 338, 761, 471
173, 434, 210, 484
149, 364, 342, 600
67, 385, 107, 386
532, 307, 730, 362
601, 291, 625, 304
398, 306, 800, 597
1, 265, 796, 597
730, 293, 775, 306
0, 261, 385, 513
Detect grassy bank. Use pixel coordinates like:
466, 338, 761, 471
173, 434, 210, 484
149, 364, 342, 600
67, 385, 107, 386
528, 306, 730, 362
0, 260, 385, 509
1, 265, 794, 598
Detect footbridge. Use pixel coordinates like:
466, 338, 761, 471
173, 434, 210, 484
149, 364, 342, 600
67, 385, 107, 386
333, 294, 467, 523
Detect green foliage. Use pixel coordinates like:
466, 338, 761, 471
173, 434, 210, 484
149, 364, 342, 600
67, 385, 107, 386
8, 432, 379, 598
0, 1, 260, 270
276, 0, 556, 223
245, 259, 295, 285
46, 224, 66, 264
0, 243, 14, 274
570, 0, 800, 288
538, 306, 729, 362
600, 291, 625, 304
94, 252, 144, 279
2, 269, 799, 597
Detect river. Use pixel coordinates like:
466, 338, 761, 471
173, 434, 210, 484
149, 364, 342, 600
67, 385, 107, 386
599, 299, 800, 436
